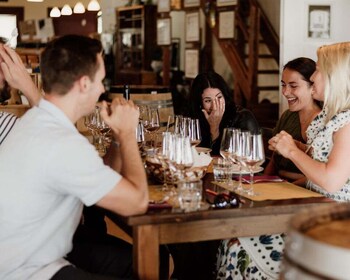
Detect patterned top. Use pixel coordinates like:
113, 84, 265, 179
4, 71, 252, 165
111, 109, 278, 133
306, 109, 350, 201
0, 111, 18, 145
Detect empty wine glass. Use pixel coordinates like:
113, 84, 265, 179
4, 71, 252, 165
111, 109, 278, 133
136, 120, 145, 150
240, 131, 265, 196
235, 130, 251, 193
168, 135, 194, 183
219, 127, 240, 187
188, 119, 201, 146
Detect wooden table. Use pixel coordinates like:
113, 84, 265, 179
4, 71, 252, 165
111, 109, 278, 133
107, 174, 334, 280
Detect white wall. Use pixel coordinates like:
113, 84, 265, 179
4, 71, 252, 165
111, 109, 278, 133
280, 0, 350, 113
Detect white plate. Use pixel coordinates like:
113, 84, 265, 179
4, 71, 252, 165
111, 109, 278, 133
231, 165, 263, 175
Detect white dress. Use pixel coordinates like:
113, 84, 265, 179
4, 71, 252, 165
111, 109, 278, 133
306, 109, 350, 201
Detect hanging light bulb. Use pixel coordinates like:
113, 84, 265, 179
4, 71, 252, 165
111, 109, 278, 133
27, 0, 44, 2
61, 4, 73, 16
50, 7, 61, 17
87, 0, 100, 11
73, 2, 86, 14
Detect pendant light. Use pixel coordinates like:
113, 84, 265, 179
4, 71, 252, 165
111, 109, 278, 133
74, 2, 86, 14
50, 7, 61, 18
61, 4, 73, 16
87, 0, 101, 11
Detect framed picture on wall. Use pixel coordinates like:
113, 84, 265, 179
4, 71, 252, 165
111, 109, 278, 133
219, 11, 235, 39
184, 0, 200, 8
307, 4, 331, 39
157, 18, 171, 45
185, 49, 199, 79
185, 11, 200, 42
217, 0, 237, 7
158, 0, 171, 13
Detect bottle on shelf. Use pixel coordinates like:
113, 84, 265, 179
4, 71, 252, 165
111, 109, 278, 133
123, 84, 130, 100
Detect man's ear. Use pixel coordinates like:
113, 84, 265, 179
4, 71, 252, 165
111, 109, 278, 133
78, 75, 91, 93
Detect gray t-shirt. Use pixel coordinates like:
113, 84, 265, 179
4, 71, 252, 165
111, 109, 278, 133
0, 99, 121, 279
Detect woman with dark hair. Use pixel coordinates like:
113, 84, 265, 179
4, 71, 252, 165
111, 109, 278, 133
188, 71, 259, 155
264, 57, 321, 185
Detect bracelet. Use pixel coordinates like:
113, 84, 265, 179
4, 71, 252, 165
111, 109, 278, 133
112, 140, 120, 149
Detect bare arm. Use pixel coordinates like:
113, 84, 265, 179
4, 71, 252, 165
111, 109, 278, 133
96, 98, 148, 216
0, 45, 41, 106
272, 126, 350, 193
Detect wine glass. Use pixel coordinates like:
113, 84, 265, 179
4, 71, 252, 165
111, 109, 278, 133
189, 119, 202, 146
136, 120, 145, 150
240, 131, 265, 196
142, 107, 160, 150
168, 135, 194, 183
220, 127, 240, 187
235, 130, 251, 193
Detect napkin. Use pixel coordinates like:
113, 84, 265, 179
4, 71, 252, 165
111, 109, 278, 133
192, 147, 212, 167
213, 181, 323, 201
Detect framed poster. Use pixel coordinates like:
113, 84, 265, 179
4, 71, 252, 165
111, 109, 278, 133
217, 0, 237, 7
185, 12, 200, 42
157, 0, 171, 13
184, 0, 200, 8
219, 11, 235, 39
307, 4, 331, 39
185, 49, 199, 79
157, 18, 171, 45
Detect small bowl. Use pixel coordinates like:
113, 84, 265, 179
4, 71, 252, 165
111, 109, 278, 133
145, 156, 208, 183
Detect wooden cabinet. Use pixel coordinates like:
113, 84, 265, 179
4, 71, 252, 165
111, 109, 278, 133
115, 5, 157, 85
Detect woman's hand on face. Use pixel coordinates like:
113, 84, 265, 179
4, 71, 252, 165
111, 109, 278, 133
202, 97, 225, 128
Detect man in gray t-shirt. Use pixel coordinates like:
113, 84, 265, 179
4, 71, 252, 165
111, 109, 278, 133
0, 35, 149, 280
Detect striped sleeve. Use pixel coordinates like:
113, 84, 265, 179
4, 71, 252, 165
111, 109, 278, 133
0, 112, 18, 145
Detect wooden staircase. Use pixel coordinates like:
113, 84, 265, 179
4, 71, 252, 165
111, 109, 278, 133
201, 0, 280, 128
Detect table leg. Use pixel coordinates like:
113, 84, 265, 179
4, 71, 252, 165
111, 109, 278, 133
133, 224, 160, 280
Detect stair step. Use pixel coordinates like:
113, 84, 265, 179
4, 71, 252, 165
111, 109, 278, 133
258, 69, 279, 74
258, 86, 279, 91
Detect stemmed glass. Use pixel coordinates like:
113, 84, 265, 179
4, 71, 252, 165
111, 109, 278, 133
235, 130, 251, 193
142, 107, 160, 150
220, 127, 240, 188
136, 120, 145, 150
85, 106, 111, 155
240, 131, 265, 196
166, 115, 183, 134
168, 134, 194, 183
189, 119, 202, 146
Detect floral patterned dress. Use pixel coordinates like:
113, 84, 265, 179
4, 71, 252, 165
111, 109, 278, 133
216, 109, 350, 280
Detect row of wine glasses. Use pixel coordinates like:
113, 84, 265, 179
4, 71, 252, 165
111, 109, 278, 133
220, 128, 265, 196
166, 115, 202, 147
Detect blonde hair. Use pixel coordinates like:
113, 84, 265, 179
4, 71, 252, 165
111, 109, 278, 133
317, 42, 350, 123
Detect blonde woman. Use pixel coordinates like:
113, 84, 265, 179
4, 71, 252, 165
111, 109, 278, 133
272, 41, 350, 200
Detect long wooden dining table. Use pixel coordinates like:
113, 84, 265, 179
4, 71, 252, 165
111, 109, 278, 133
107, 173, 335, 280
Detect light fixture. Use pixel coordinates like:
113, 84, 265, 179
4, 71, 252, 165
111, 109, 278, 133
27, 0, 44, 2
50, 7, 61, 17
87, 0, 100, 11
61, 4, 73, 16
73, 2, 86, 14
